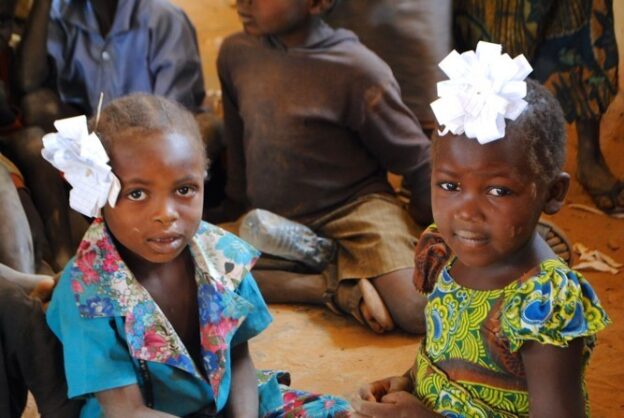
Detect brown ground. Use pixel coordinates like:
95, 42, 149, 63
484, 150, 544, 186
23, 2, 624, 417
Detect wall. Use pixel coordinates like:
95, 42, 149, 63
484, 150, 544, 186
171, 0, 240, 92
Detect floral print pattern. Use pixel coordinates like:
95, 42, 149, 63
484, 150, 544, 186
68, 219, 258, 397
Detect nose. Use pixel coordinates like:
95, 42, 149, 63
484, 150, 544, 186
153, 197, 179, 226
455, 192, 485, 223
237, 0, 252, 6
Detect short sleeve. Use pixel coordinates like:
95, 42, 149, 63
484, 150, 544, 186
413, 224, 452, 294
501, 260, 611, 352
46, 268, 138, 398
231, 272, 273, 347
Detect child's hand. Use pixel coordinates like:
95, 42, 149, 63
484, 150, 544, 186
352, 391, 437, 417
28, 273, 59, 311
356, 376, 411, 402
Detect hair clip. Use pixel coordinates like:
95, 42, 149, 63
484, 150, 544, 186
430, 41, 533, 144
41, 115, 121, 218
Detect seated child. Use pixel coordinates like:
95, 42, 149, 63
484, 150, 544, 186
352, 43, 610, 417
0, 276, 81, 418
44, 94, 351, 417
217, 0, 432, 334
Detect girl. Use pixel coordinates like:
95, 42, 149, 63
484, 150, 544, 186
352, 43, 610, 417
43, 94, 351, 417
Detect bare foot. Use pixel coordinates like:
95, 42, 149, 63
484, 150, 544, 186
577, 164, 624, 213
576, 119, 624, 213
336, 279, 395, 333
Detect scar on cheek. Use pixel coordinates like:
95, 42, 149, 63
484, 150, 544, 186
509, 225, 523, 238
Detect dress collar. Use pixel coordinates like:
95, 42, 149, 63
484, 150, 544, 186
68, 219, 259, 399
54, 0, 137, 37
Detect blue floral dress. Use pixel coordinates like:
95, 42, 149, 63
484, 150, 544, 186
47, 219, 351, 417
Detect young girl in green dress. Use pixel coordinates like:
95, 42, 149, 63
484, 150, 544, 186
352, 42, 610, 417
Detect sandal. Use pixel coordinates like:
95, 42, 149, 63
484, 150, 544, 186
536, 219, 574, 266
322, 265, 394, 333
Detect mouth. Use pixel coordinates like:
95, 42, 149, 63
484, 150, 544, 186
146, 233, 184, 254
453, 230, 489, 247
237, 12, 254, 24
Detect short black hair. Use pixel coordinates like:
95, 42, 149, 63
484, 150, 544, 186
90, 94, 208, 170
432, 79, 567, 183
506, 78, 567, 183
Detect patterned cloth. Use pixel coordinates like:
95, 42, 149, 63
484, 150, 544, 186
454, 0, 618, 122
411, 226, 610, 417
0, 153, 25, 189
47, 219, 351, 417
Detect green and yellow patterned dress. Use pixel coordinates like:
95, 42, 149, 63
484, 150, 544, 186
411, 230, 610, 417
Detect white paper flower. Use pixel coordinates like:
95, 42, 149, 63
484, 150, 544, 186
41, 115, 121, 218
430, 41, 533, 144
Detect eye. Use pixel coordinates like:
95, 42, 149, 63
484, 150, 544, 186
127, 189, 146, 201
176, 185, 197, 197
438, 182, 459, 192
487, 187, 512, 197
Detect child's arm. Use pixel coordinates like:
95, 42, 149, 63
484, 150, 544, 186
521, 338, 586, 417
96, 385, 178, 418
14, 0, 52, 93
224, 342, 258, 418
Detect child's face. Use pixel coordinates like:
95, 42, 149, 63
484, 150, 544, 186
102, 130, 205, 265
431, 134, 549, 268
236, 0, 311, 39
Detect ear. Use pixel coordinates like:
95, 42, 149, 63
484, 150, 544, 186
309, 0, 336, 16
543, 172, 570, 215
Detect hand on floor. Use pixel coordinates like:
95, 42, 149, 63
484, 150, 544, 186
351, 390, 435, 417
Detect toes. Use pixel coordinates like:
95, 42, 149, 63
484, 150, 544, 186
359, 303, 386, 334
359, 279, 395, 332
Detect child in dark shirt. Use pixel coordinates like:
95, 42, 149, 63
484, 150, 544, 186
217, 0, 433, 333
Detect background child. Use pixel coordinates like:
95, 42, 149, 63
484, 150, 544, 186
352, 45, 610, 417
454, 0, 622, 213
44, 94, 351, 417
216, 0, 432, 334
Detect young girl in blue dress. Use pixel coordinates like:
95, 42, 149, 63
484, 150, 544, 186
351, 42, 610, 417
43, 94, 351, 417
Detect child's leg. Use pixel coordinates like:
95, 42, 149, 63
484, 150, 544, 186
252, 270, 326, 304
0, 278, 82, 418
371, 268, 426, 334
313, 194, 424, 334
0, 163, 35, 273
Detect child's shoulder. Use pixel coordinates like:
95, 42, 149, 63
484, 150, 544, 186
219, 32, 261, 54
500, 258, 610, 352
191, 221, 260, 290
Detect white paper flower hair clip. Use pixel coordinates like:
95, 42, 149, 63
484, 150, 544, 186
430, 41, 533, 144
41, 115, 121, 218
